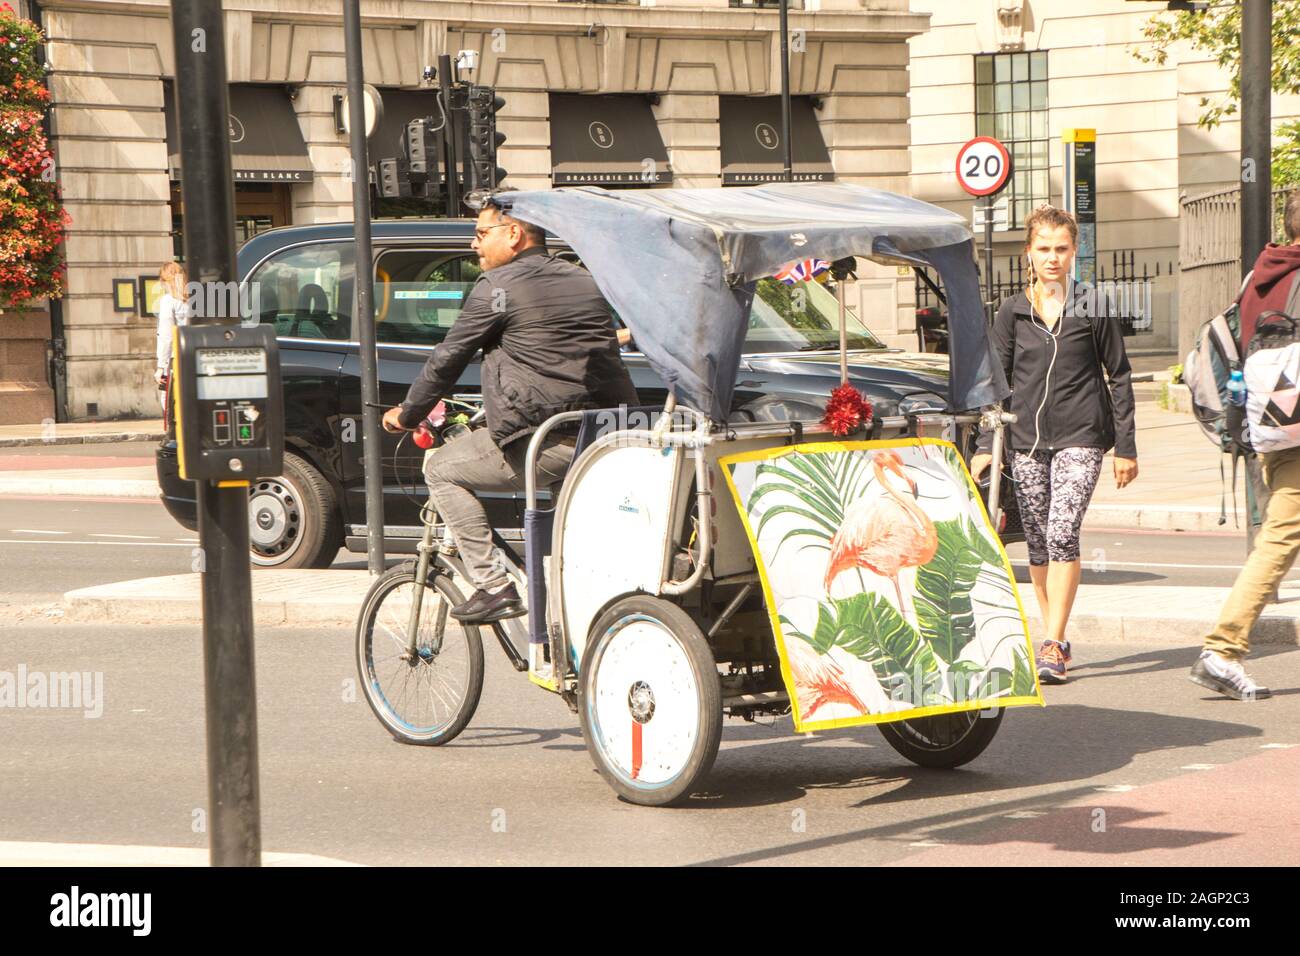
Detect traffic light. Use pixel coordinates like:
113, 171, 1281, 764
466, 84, 507, 194
405, 118, 437, 197
378, 158, 411, 198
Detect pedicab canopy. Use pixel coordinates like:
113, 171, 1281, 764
497, 183, 1010, 423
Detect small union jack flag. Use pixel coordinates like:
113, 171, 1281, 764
772, 258, 830, 285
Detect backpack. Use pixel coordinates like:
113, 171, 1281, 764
1243, 307, 1300, 453
1183, 273, 1250, 454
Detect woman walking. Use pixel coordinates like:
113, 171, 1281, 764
153, 262, 189, 411
970, 206, 1138, 684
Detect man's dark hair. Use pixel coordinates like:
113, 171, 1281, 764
484, 190, 547, 246
1285, 188, 1300, 243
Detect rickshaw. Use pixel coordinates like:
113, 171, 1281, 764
355, 183, 1035, 806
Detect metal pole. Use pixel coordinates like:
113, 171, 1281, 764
169, 0, 260, 867
779, 0, 793, 183
439, 53, 460, 215
988, 415, 1005, 529
343, 0, 385, 575
984, 198, 995, 324
1241, 0, 1272, 277
836, 279, 848, 386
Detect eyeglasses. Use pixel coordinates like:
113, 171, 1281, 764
474, 223, 511, 239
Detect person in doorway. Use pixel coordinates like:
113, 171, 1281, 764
383, 197, 638, 624
971, 205, 1138, 685
153, 261, 190, 411
1191, 189, 1300, 701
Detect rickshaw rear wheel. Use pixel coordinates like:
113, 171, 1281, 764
578, 596, 722, 807
876, 707, 1004, 769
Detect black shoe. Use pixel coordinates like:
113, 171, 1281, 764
450, 583, 524, 623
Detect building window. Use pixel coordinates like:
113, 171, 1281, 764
975, 50, 1048, 228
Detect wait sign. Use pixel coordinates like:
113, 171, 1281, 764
955, 136, 1011, 197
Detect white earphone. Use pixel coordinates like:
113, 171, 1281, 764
1026, 254, 1063, 458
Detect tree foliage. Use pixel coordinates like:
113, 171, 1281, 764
1133, 0, 1300, 186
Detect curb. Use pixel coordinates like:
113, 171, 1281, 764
35, 602, 1300, 646
1082, 504, 1240, 533
0, 477, 158, 498
1021, 610, 1298, 647
58, 596, 359, 627
0, 432, 164, 448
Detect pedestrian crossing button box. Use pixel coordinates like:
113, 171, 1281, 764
174, 324, 283, 482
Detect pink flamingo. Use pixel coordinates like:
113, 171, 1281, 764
823, 450, 938, 619
784, 636, 868, 719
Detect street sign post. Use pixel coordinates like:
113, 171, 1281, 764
168, 0, 262, 867
956, 136, 1012, 324
1063, 128, 1097, 285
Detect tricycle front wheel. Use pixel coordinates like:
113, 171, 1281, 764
356, 561, 485, 746
876, 707, 1004, 769
579, 596, 722, 807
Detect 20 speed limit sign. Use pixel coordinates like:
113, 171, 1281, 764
956, 136, 1011, 197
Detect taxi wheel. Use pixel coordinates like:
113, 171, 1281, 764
578, 596, 722, 807
248, 452, 342, 569
876, 707, 1004, 769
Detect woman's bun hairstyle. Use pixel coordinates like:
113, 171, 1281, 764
1023, 204, 1078, 250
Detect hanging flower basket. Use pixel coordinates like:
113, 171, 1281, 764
0, 2, 69, 311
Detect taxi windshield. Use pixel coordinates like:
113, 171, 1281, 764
744, 277, 885, 353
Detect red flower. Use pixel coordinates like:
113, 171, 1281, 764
821, 383, 873, 437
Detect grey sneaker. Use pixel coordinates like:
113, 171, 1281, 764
1189, 651, 1272, 701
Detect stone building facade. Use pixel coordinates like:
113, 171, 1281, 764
908, 0, 1300, 354
26, 0, 930, 421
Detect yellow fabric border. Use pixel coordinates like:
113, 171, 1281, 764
718, 435, 1044, 734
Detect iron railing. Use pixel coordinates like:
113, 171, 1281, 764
914, 250, 1173, 337
1177, 184, 1296, 355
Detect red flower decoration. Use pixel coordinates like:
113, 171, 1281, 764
822, 383, 872, 437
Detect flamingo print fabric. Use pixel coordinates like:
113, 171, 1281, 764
721, 438, 1042, 733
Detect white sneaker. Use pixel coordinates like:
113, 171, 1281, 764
1189, 651, 1272, 701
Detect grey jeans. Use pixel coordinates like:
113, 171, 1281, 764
423, 427, 573, 590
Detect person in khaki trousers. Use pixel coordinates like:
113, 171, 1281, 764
1192, 190, 1300, 700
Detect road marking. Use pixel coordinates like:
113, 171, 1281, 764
90, 533, 158, 540
1004, 810, 1047, 819
1260, 743, 1297, 749
1180, 763, 1216, 771
1094, 784, 1136, 793
9, 529, 69, 535
1012, 558, 1300, 572
908, 841, 944, 848
0, 539, 192, 548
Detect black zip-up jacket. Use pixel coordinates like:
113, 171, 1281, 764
399, 246, 639, 448
977, 282, 1137, 459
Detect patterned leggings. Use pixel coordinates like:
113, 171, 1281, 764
1011, 447, 1105, 565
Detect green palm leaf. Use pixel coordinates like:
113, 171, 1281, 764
755, 502, 838, 541
914, 518, 985, 665
813, 593, 942, 703
754, 463, 842, 518
1010, 643, 1036, 696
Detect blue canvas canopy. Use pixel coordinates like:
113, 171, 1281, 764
496, 183, 1009, 422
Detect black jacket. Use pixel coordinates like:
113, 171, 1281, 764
977, 282, 1137, 459
399, 247, 639, 447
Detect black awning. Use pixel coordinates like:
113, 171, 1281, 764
165, 83, 314, 183
549, 93, 672, 186
719, 96, 833, 185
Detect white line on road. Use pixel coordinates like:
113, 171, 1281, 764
0, 539, 192, 548
89, 533, 159, 540
1180, 764, 1217, 771
9, 529, 70, 535
1011, 558, 1299, 572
